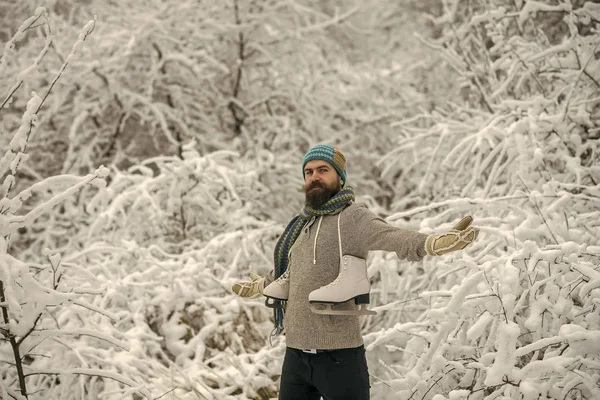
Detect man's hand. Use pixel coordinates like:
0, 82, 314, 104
232, 273, 265, 298
425, 216, 479, 256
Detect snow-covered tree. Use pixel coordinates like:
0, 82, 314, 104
367, 1, 600, 398
2, 0, 599, 399
0, 9, 153, 400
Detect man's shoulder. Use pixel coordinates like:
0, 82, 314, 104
343, 203, 375, 219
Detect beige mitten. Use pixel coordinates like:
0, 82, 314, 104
232, 273, 265, 298
425, 216, 479, 256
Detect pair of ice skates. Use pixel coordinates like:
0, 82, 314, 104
264, 211, 376, 316
263, 254, 376, 316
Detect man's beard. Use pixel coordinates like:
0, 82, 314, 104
305, 181, 341, 209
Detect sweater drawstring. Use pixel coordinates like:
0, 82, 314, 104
313, 216, 323, 264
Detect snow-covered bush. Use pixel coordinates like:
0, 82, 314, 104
366, 1, 600, 398
1, 0, 440, 187
65, 143, 307, 399
0, 9, 154, 400
3, 1, 599, 399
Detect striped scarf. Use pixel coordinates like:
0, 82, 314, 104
271, 186, 355, 333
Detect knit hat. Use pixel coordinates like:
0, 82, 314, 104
302, 144, 347, 186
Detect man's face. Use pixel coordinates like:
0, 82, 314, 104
303, 160, 342, 208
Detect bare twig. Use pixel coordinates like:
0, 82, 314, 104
0, 17, 52, 112
562, 41, 600, 121
517, 174, 559, 245
0, 282, 27, 398
228, 0, 247, 135
154, 387, 178, 400
416, 368, 456, 400
36, 19, 96, 114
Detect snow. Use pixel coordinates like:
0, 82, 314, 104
466, 312, 493, 342
484, 322, 520, 386
1, 1, 599, 399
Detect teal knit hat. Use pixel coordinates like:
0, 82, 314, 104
302, 144, 347, 186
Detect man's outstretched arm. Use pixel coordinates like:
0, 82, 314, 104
346, 205, 478, 260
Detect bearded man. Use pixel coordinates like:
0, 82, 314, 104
232, 144, 478, 400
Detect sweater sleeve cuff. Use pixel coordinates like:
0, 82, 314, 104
417, 234, 429, 259
264, 269, 275, 286
424, 234, 437, 257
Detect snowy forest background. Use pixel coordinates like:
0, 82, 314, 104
1, 0, 599, 399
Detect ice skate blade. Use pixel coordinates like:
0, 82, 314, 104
309, 304, 376, 316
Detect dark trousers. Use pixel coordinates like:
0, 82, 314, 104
278, 346, 370, 400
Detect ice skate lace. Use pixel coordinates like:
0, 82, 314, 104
313, 216, 323, 264
275, 267, 290, 284
324, 212, 345, 288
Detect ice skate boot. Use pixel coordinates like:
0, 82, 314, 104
308, 255, 376, 316
263, 268, 290, 308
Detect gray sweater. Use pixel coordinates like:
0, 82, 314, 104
267, 203, 428, 350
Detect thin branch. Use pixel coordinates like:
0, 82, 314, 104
154, 387, 178, 400
23, 369, 151, 399
0, 281, 28, 398
562, 41, 600, 121
418, 368, 456, 400
517, 174, 559, 245
0, 81, 23, 112
448, 27, 494, 113
228, 0, 247, 135
0, 25, 52, 112
583, 70, 600, 89
16, 312, 43, 346
36, 20, 96, 114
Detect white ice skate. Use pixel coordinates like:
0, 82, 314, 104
263, 268, 290, 308
308, 213, 376, 316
